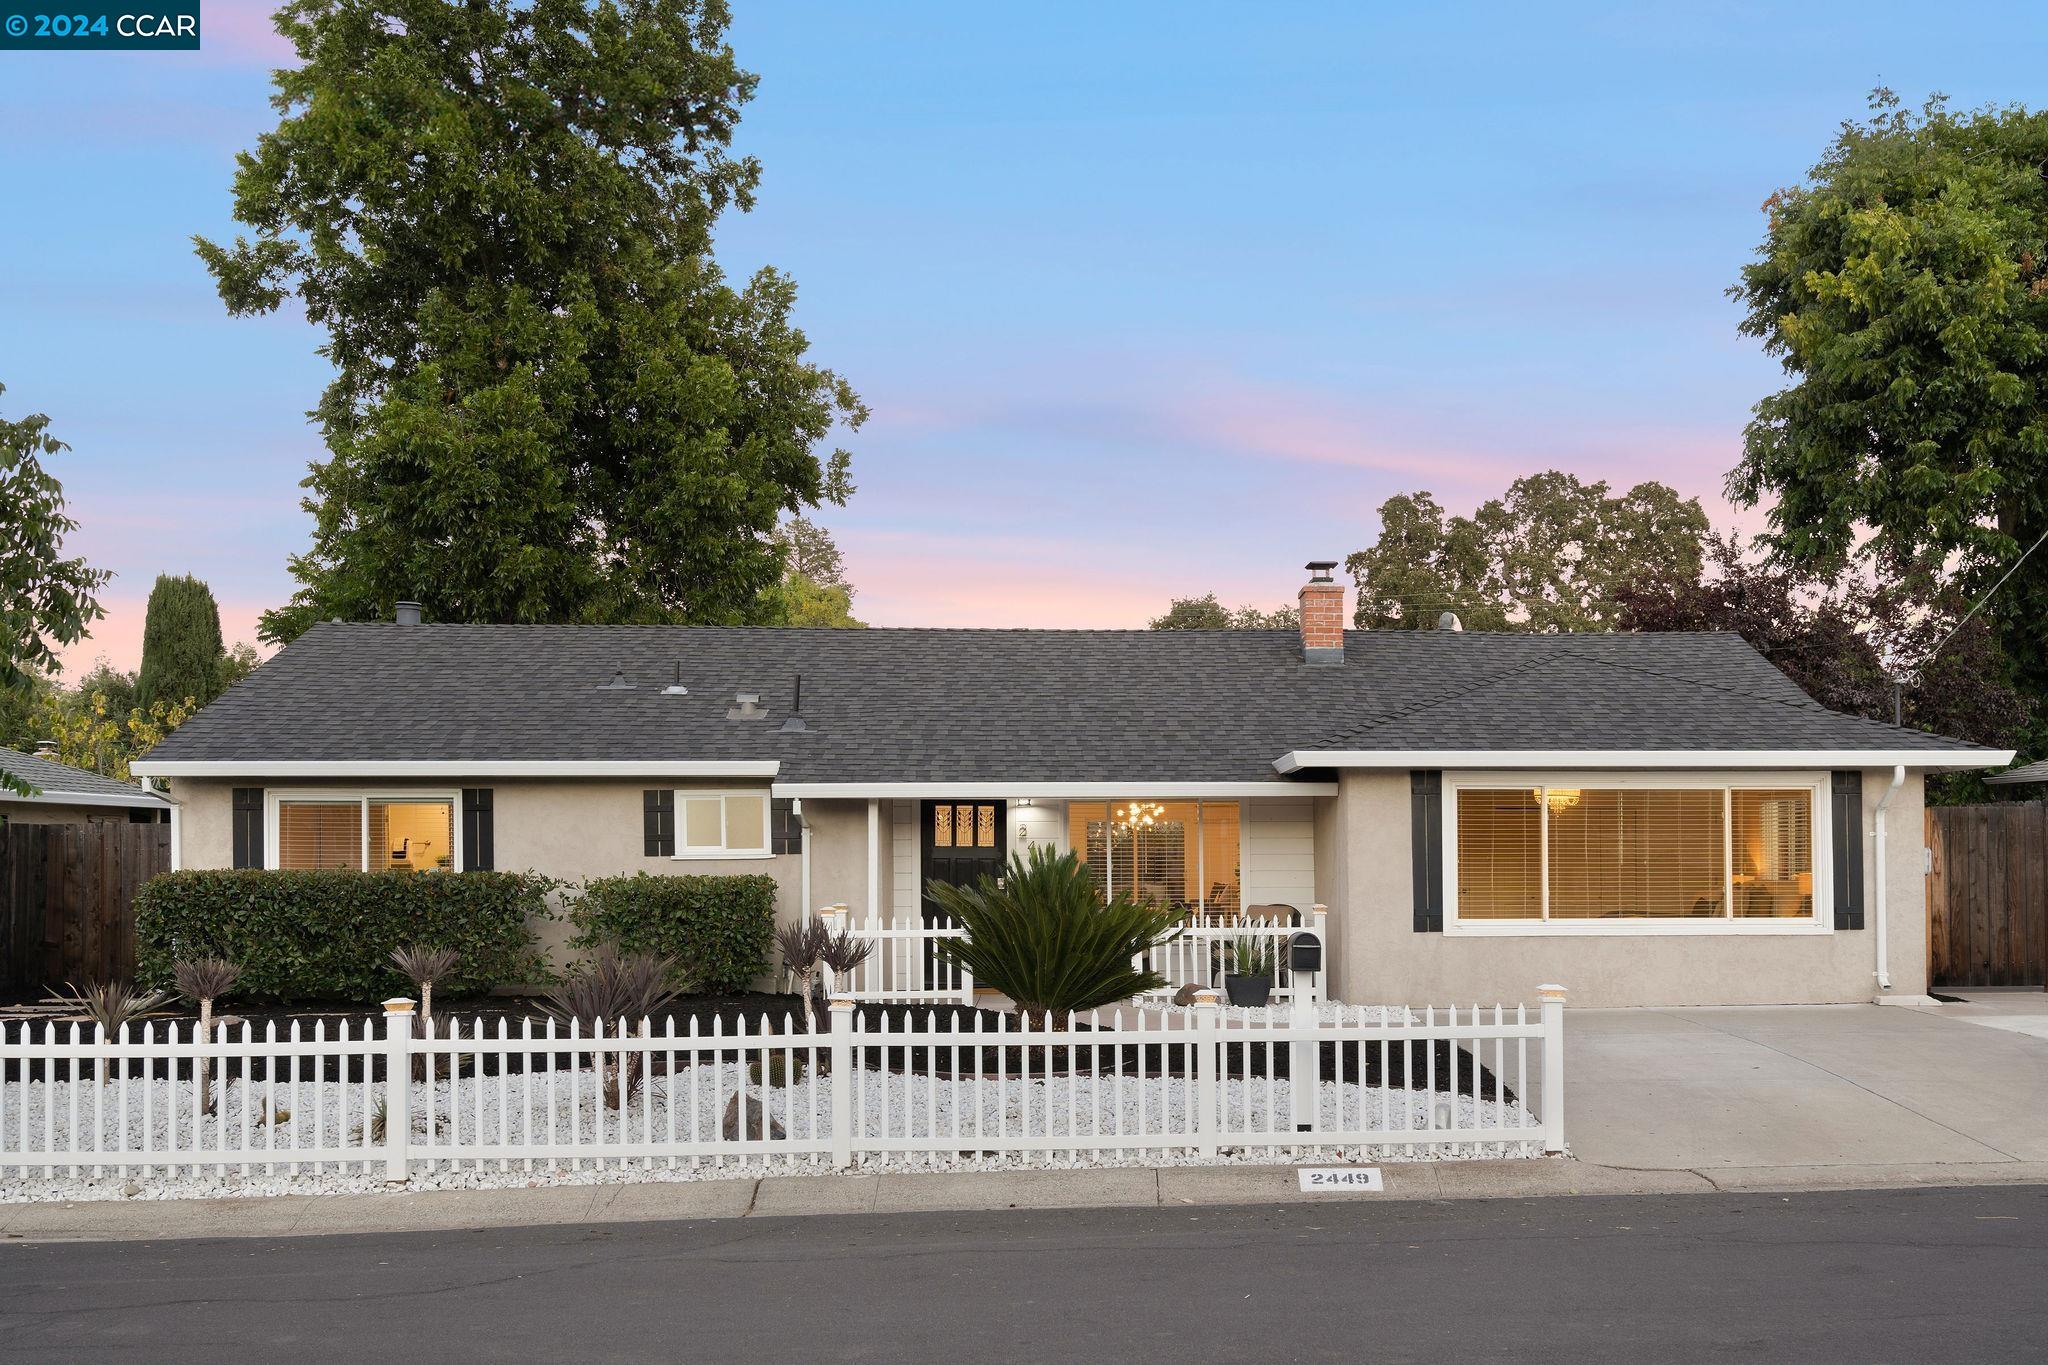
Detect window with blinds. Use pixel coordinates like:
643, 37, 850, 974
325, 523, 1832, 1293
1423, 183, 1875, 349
1451, 783, 1817, 925
1065, 800, 1240, 914
674, 792, 771, 856
275, 795, 457, 872
276, 801, 364, 870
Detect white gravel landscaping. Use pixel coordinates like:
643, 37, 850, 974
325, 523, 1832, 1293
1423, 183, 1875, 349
1, 1060, 1541, 1204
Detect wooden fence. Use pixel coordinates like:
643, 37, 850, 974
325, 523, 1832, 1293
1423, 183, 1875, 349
0, 822, 171, 998
1926, 802, 2048, 989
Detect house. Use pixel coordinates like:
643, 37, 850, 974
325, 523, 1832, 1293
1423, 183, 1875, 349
130, 563, 2010, 1008
0, 748, 172, 825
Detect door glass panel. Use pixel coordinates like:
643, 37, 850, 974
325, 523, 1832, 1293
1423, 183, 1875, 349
932, 804, 953, 847
976, 804, 995, 848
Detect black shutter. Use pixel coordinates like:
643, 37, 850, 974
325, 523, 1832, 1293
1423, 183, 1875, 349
1411, 770, 1444, 932
643, 789, 675, 857
1831, 771, 1864, 930
231, 787, 263, 868
770, 798, 802, 855
462, 788, 495, 871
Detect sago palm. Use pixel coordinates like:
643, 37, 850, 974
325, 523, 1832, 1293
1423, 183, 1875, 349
928, 845, 1182, 1028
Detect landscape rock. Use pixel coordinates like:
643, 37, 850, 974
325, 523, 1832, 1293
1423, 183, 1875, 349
721, 1092, 786, 1142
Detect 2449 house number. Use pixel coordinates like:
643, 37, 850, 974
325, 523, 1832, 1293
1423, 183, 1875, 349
1297, 1167, 1384, 1192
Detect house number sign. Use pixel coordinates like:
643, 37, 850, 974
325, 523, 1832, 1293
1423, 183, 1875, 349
1297, 1167, 1384, 1192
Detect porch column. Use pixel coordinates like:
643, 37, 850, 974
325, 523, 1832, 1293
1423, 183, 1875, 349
866, 798, 880, 921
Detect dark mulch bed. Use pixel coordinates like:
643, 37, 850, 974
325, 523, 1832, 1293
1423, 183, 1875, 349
2, 996, 1512, 1101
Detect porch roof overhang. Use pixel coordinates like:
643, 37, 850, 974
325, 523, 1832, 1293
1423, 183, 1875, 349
1273, 747, 2015, 773
772, 780, 1339, 799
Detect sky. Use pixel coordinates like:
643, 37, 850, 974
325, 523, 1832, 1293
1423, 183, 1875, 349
2, 1, 2042, 676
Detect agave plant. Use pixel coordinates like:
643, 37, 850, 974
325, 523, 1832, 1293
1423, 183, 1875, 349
171, 956, 241, 1114
389, 944, 461, 1024
43, 979, 171, 1084
928, 845, 1182, 1029
541, 944, 685, 1108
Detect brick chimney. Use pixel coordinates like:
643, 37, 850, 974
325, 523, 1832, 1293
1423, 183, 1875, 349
1299, 560, 1345, 664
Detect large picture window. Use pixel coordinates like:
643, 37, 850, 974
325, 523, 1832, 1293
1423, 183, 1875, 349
272, 794, 456, 872
1448, 777, 1824, 933
1065, 800, 1241, 915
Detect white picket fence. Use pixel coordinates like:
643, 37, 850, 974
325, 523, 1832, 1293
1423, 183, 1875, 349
0, 988, 1566, 1183
817, 904, 1330, 1007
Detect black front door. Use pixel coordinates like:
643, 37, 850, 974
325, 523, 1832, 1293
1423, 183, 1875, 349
920, 800, 1006, 991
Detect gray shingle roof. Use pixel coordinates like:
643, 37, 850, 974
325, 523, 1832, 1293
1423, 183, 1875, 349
138, 623, 2000, 782
1986, 758, 2048, 785
0, 749, 171, 805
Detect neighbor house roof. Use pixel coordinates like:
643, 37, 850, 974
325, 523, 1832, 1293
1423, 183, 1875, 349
1986, 758, 2048, 786
0, 749, 172, 809
130, 623, 2008, 788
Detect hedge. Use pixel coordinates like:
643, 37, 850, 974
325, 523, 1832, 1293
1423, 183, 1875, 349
570, 873, 778, 992
135, 870, 554, 1002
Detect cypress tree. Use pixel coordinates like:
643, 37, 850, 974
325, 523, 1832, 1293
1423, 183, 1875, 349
136, 574, 226, 710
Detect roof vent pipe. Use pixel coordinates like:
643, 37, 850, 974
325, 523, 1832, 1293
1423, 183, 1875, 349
1438, 611, 1464, 632
779, 673, 808, 733
728, 691, 765, 720
661, 662, 688, 696
394, 601, 422, 626
598, 668, 633, 691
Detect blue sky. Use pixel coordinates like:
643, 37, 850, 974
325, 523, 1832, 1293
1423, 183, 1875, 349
2, 1, 2041, 673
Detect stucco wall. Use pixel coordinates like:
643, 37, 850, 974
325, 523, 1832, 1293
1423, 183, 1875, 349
1327, 768, 1929, 1008
0, 801, 140, 826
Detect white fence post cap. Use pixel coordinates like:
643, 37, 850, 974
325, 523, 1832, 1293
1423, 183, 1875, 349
1537, 983, 1567, 1002
382, 998, 416, 1014
1311, 902, 1327, 915
828, 995, 857, 1012
1191, 989, 1221, 1007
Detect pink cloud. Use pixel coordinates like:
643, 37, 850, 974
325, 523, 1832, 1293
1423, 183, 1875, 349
201, 0, 296, 67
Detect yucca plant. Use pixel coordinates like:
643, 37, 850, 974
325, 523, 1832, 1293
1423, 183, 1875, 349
389, 944, 460, 1025
1229, 936, 1275, 977
43, 979, 171, 1084
928, 845, 1182, 1028
775, 918, 830, 1030
171, 956, 240, 1113
541, 944, 686, 1108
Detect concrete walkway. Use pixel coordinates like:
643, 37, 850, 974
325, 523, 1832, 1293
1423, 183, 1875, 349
1565, 1000, 2048, 1183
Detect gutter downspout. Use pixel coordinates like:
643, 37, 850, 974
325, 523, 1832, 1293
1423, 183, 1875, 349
1872, 764, 1905, 992
796, 798, 811, 922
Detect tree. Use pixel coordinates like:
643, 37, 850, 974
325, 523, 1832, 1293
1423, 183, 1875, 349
1347, 473, 1708, 630
1729, 90, 2048, 698
219, 642, 263, 689
33, 687, 195, 782
0, 385, 108, 795
1147, 595, 1298, 629
1616, 534, 2029, 799
198, 0, 864, 644
137, 574, 227, 710
762, 516, 864, 626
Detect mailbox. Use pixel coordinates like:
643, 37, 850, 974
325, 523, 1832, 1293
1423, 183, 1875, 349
1287, 930, 1322, 973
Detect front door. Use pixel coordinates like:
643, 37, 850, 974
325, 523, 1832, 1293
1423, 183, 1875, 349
920, 800, 1006, 992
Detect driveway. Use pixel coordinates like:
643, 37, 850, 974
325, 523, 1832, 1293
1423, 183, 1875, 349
1564, 998, 2048, 1183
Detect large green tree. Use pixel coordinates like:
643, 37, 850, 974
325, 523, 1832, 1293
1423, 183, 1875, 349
199, 0, 863, 643
1147, 595, 1297, 629
0, 385, 108, 795
1346, 472, 1708, 630
1730, 90, 2048, 696
137, 573, 227, 710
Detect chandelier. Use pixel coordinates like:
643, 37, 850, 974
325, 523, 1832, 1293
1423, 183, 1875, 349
1534, 787, 1581, 812
1114, 801, 1166, 833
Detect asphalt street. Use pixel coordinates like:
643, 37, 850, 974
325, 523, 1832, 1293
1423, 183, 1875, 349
4, 1184, 2045, 1362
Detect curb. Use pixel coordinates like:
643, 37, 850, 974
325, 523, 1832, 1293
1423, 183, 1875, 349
6, 1157, 2048, 1244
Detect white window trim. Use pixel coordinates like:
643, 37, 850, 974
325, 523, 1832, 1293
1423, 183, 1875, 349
265, 789, 463, 873
1441, 770, 1833, 937
669, 790, 774, 861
